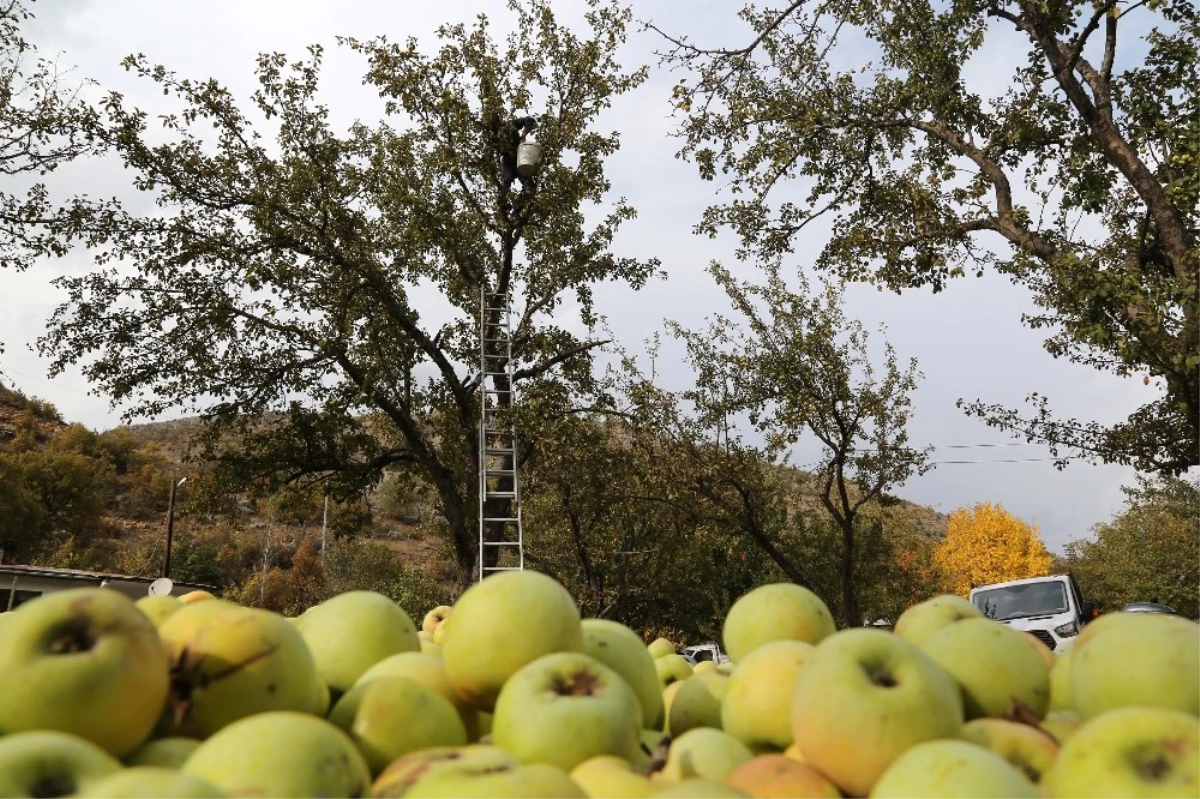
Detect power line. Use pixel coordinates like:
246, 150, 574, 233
929, 456, 1084, 465
0, 366, 93, 395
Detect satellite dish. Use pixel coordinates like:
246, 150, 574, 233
148, 577, 174, 597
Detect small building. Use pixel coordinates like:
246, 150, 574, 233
0, 564, 214, 612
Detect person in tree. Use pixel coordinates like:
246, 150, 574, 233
500, 115, 537, 192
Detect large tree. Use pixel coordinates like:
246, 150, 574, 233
39, 0, 658, 586
653, 0, 1198, 473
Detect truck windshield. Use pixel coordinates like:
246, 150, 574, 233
972, 581, 1069, 621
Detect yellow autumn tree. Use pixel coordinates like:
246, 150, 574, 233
933, 502, 1055, 597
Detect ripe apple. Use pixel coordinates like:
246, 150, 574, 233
722, 640, 815, 752
1022, 631, 1055, 671
791, 628, 963, 797
634, 727, 670, 771
1039, 710, 1082, 745
433, 618, 449, 645
668, 670, 729, 736
160, 605, 324, 738
178, 590, 215, 604
920, 617, 1051, 719
651, 780, 749, 798
662, 681, 685, 732
0, 588, 169, 756
1048, 646, 1075, 713
421, 638, 443, 658
725, 754, 840, 799
0, 730, 122, 799
294, 590, 420, 700
583, 618, 667, 729
658, 728, 753, 782
1070, 612, 1200, 719
722, 584, 835, 662
655, 654, 694, 689
82, 766, 224, 798
782, 744, 805, 763
871, 739, 1039, 797
1041, 706, 1199, 798
124, 737, 200, 769
441, 570, 583, 712
357, 651, 481, 739
893, 594, 982, 648
182, 711, 371, 798
330, 675, 468, 774
571, 755, 655, 798
493, 651, 643, 770
134, 594, 183, 627
373, 745, 518, 797
424, 605, 453, 634
693, 661, 716, 675
960, 718, 1059, 783
648, 638, 677, 659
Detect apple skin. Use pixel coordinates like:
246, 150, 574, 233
1070, 612, 1200, 720
870, 739, 1040, 798
330, 675, 468, 774
1022, 631, 1056, 671
668, 671, 729, 736
893, 594, 982, 648
423, 605, 453, 634
651, 780, 749, 798
791, 628, 964, 797
134, 594, 183, 627
722, 584, 835, 662
124, 737, 201, 769
583, 618, 667, 729
420, 638, 443, 658
373, 745, 517, 797
659, 728, 754, 782
493, 651, 643, 770
181, 711, 371, 798
441, 570, 583, 713
294, 590, 421, 700
655, 654, 695, 689
1048, 646, 1075, 713
960, 718, 1059, 783
160, 605, 324, 738
725, 754, 840, 799
1039, 710, 1082, 745
432, 619, 448, 645
357, 651, 481, 740
0, 588, 170, 757
1041, 706, 1200, 798
0, 730, 123, 799
178, 590, 216, 604
648, 638, 677, 659
571, 755, 655, 798
82, 766, 225, 798
722, 640, 815, 752
920, 617, 1051, 719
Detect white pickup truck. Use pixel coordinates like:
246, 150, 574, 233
969, 573, 1097, 653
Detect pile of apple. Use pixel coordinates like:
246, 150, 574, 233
0, 574, 1196, 799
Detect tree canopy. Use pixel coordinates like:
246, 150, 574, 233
934, 501, 1054, 595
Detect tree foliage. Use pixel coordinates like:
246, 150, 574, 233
655, 0, 1198, 473
934, 501, 1054, 595
38, 0, 657, 586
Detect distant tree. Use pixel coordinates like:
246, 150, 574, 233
934, 502, 1054, 595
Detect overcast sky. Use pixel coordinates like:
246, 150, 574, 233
2, 0, 1162, 552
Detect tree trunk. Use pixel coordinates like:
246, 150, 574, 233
840, 519, 861, 628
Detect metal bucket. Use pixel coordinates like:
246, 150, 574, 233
516, 142, 542, 178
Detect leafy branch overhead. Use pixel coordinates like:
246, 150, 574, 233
652, 0, 1198, 473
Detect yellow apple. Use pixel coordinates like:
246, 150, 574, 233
960, 718, 1059, 783
356, 651, 481, 739
693, 660, 717, 674
722, 584, 835, 662
655, 654, 694, 689
423, 605, 453, 634
178, 590, 215, 605
82, 766, 225, 798
571, 755, 655, 798
1022, 631, 1056, 671
1048, 646, 1075, 713
0, 730, 122, 798
648, 638, 677, 659
893, 594, 982, 648
1039, 710, 1082, 745
722, 640, 815, 752
373, 745, 518, 797
870, 739, 1039, 797
651, 779, 749, 797
372, 745, 585, 798
134, 595, 183, 627
584, 619, 667, 729
725, 754, 840, 798
659, 728, 753, 782
124, 737, 200, 769
669, 670, 729, 736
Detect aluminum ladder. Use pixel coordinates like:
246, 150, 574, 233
478, 286, 524, 580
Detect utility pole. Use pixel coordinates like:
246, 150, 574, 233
162, 476, 189, 578
321, 493, 329, 561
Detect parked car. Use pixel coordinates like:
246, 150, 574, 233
1121, 601, 1178, 615
969, 573, 1096, 652
678, 643, 731, 666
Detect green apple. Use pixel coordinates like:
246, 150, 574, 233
294, 590, 420, 701
0, 730, 122, 799
161, 605, 324, 737
493, 651, 643, 770
633, 727, 670, 771
722, 584, 835, 663
124, 737, 200, 769
330, 675, 468, 774
571, 755, 655, 798
83, 767, 225, 798
1041, 706, 1199, 798
421, 638, 443, 658
373, 745, 519, 797
659, 728, 753, 782
920, 617, 1051, 719
693, 661, 716, 675
1039, 710, 1082, 745
442, 571, 583, 712
722, 640, 815, 752
651, 780, 749, 798
182, 711, 371, 798
1022, 631, 1056, 671
662, 681, 685, 732
432, 619, 448, 645
668, 671, 729, 736
725, 754, 840, 799
870, 739, 1039, 798
791, 628, 963, 797
423, 605, 453, 634
583, 618, 667, 729
1048, 645, 1075, 713
134, 594, 183, 627
655, 654, 694, 689
893, 594, 982, 648
649, 638, 677, 659
178, 590, 216, 604
1070, 612, 1200, 719
960, 718, 1059, 783
0, 588, 169, 756
357, 651, 481, 739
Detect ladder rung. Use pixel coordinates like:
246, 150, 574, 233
483, 541, 521, 546
486, 469, 515, 476
482, 516, 520, 522
484, 387, 512, 393
483, 567, 523, 572
483, 371, 510, 376
486, 490, 517, 499
485, 447, 515, 456
484, 307, 510, 312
